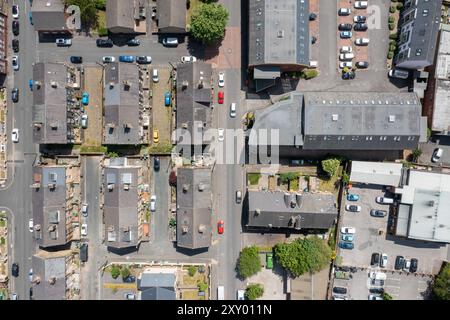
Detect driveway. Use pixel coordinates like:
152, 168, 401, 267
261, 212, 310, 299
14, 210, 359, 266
246, 268, 285, 300
82, 66, 103, 146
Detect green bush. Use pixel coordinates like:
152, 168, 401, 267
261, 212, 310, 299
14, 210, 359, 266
389, 23, 395, 31
198, 282, 208, 292
121, 267, 131, 279
279, 172, 299, 184
388, 16, 395, 23
389, 33, 398, 40
396, 3, 403, 10
387, 51, 394, 59
301, 69, 318, 79
389, 5, 396, 13
237, 246, 262, 279
98, 26, 108, 36
321, 158, 341, 177
188, 266, 197, 277
111, 265, 120, 279
389, 44, 396, 52
433, 262, 450, 300
245, 284, 264, 300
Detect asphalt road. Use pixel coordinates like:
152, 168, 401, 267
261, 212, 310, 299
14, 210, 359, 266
151, 156, 170, 247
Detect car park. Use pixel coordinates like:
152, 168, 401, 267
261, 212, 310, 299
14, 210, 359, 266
432, 148, 443, 163
371, 253, 380, 267
12, 21, 19, 36
338, 241, 354, 249
346, 194, 359, 201
80, 114, 88, 128
119, 55, 135, 63
354, 23, 368, 31
230, 103, 236, 118
370, 209, 387, 218
153, 129, 159, 143
354, 15, 366, 23
341, 227, 356, 234
56, 38, 71, 46
218, 72, 225, 87
355, 38, 370, 45
218, 128, 225, 142
339, 53, 355, 60
81, 203, 88, 217
11, 88, 19, 103
162, 37, 179, 46
153, 157, 160, 171
11, 128, 19, 143
12, 5, 19, 19
345, 205, 361, 212
338, 8, 351, 16
150, 195, 156, 212
340, 46, 353, 53
338, 23, 353, 31
82, 92, 89, 105
410, 258, 418, 273
81, 224, 88, 237
136, 56, 152, 64
218, 91, 224, 104
165, 92, 171, 106
102, 56, 116, 63
339, 62, 353, 69
12, 39, 19, 53
12, 55, 19, 71
340, 31, 352, 39
217, 220, 224, 234
97, 38, 113, 47
152, 68, 159, 82
127, 38, 140, 46
356, 61, 369, 68
354, 1, 368, 9
403, 259, 411, 271
341, 234, 354, 242
380, 253, 388, 268
181, 56, 197, 63
375, 197, 394, 204
395, 256, 405, 270
70, 56, 83, 64
12, 263, 19, 277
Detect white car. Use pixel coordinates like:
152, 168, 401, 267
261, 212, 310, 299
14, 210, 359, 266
56, 38, 72, 46
11, 128, 19, 143
29, 268, 33, 282
338, 8, 351, 16
432, 148, 443, 163
218, 128, 225, 142
181, 56, 197, 63
81, 203, 88, 217
80, 114, 88, 129
368, 295, 383, 300
340, 46, 353, 53
339, 62, 353, 69
230, 103, 236, 118
12, 5, 19, 19
124, 293, 136, 300
150, 195, 156, 212
81, 223, 88, 237
11, 293, 18, 300
218, 72, 225, 87
339, 53, 354, 61
136, 56, 152, 64
370, 272, 387, 280
102, 56, 116, 63
381, 253, 388, 268
345, 205, 361, 212
340, 227, 356, 234
237, 290, 245, 300
29, 219, 34, 232
355, 1, 368, 9
375, 196, 394, 204
355, 38, 370, 46
12, 55, 19, 71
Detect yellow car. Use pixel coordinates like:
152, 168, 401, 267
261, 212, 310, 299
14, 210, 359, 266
153, 129, 159, 143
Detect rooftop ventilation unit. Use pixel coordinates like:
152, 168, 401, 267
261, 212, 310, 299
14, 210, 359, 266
198, 224, 206, 233
108, 183, 115, 191
183, 184, 189, 192
277, 30, 285, 38
182, 225, 189, 234
332, 114, 339, 121
389, 115, 396, 122
198, 183, 205, 191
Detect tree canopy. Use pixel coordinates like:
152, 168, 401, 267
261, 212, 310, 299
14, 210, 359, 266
433, 262, 450, 300
190, 3, 229, 45
65, 0, 102, 29
274, 237, 331, 277
237, 246, 262, 279
321, 158, 341, 177
245, 284, 264, 300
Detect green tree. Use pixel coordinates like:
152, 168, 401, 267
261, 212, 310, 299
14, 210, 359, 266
110, 265, 120, 279
198, 282, 208, 292
190, 3, 229, 45
433, 262, 450, 300
274, 237, 331, 277
342, 172, 350, 185
237, 246, 262, 279
301, 69, 318, 79
245, 284, 264, 300
65, 0, 102, 29
121, 267, 131, 279
411, 148, 422, 162
279, 172, 299, 184
188, 265, 197, 277
169, 218, 177, 228
383, 292, 393, 300
321, 158, 341, 177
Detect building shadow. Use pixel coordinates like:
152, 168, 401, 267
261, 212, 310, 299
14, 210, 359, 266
174, 243, 209, 256
107, 244, 140, 256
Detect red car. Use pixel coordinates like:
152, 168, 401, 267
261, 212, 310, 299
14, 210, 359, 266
218, 91, 224, 104
217, 220, 224, 234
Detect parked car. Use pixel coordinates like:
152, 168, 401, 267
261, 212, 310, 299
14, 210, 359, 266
410, 258, 418, 273
339, 62, 353, 69
355, 37, 370, 45
123, 275, 136, 283
371, 253, 380, 267
342, 71, 355, 80
153, 157, 160, 171
381, 253, 388, 268
181, 56, 197, 63
124, 293, 136, 300
369, 288, 384, 294
217, 220, 224, 234
218, 128, 225, 142
81, 224, 88, 237
339, 53, 355, 60
165, 92, 171, 106
333, 287, 347, 294
28, 268, 33, 282
432, 148, 443, 163
354, 1, 368, 9
102, 56, 116, 63
126, 38, 140, 46
119, 55, 135, 63
376, 196, 394, 204
338, 23, 353, 31
29, 79, 33, 91
97, 38, 113, 47
345, 205, 361, 212
12, 263, 19, 277
12, 55, 19, 71
11, 128, 19, 143
341, 234, 354, 242
230, 102, 236, 118
12, 39, 19, 53
395, 256, 405, 270
338, 8, 351, 16
370, 209, 387, 217
11, 88, 19, 103
340, 31, 352, 38
152, 68, 159, 82
11, 293, 18, 300
369, 272, 387, 280
389, 68, 409, 79
236, 190, 242, 204
340, 227, 356, 234
162, 37, 179, 46
346, 194, 359, 201
12, 21, 19, 36
153, 129, 159, 143
81, 203, 88, 217
12, 5, 19, 19
356, 61, 369, 68
218, 72, 225, 87
368, 295, 383, 300
354, 15, 367, 23
218, 91, 224, 104
70, 56, 83, 64
354, 23, 368, 31
55, 38, 71, 46
338, 241, 354, 249
136, 56, 152, 64
80, 114, 88, 128
266, 253, 273, 269
403, 259, 411, 271
150, 195, 156, 212
340, 46, 353, 53
309, 12, 317, 21
82, 92, 89, 105
237, 290, 245, 300
80, 243, 88, 262
29, 12, 33, 25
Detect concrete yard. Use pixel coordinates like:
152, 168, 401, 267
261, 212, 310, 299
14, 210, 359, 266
83, 66, 104, 146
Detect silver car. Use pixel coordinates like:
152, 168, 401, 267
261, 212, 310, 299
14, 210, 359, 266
12, 55, 19, 71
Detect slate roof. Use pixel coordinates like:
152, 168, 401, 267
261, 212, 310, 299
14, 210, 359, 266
106, 0, 144, 33
32, 251, 68, 300
31, 0, 68, 32
138, 270, 176, 300
157, 0, 186, 33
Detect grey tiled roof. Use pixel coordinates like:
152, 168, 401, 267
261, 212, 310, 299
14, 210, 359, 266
32, 252, 67, 300
31, 0, 67, 32
157, 0, 186, 33
107, 0, 144, 33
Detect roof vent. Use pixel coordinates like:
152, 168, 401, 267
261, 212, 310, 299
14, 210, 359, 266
255, 208, 261, 216
182, 80, 189, 88
389, 115, 396, 122
428, 201, 435, 207
277, 30, 285, 38
198, 224, 206, 233
182, 123, 188, 129
198, 183, 205, 191
182, 225, 189, 234
183, 184, 189, 192
332, 114, 339, 121
50, 81, 57, 88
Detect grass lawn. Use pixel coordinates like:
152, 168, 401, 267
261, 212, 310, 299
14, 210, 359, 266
182, 273, 207, 287
248, 173, 261, 185
182, 289, 204, 300
289, 178, 299, 191
328, 224, 336, 250
187, 0, 202, 25
319, 166, 343, 193
80, 145, 107, 153
94, 10, 107, 35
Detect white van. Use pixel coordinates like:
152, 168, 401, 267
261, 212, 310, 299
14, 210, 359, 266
217, 286, 225, 300
163, 37, 179, 47
355, 38, 370, 46
230, 103, 236, 118
339, 53, 354, 60
152, 68, 159, 83
388, 69, 409, 79
376, 196, 394, 204
369, 272, 387, 280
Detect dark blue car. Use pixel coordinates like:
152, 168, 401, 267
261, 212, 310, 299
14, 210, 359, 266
338, 241, 354, 250
119, 55, 135, 63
